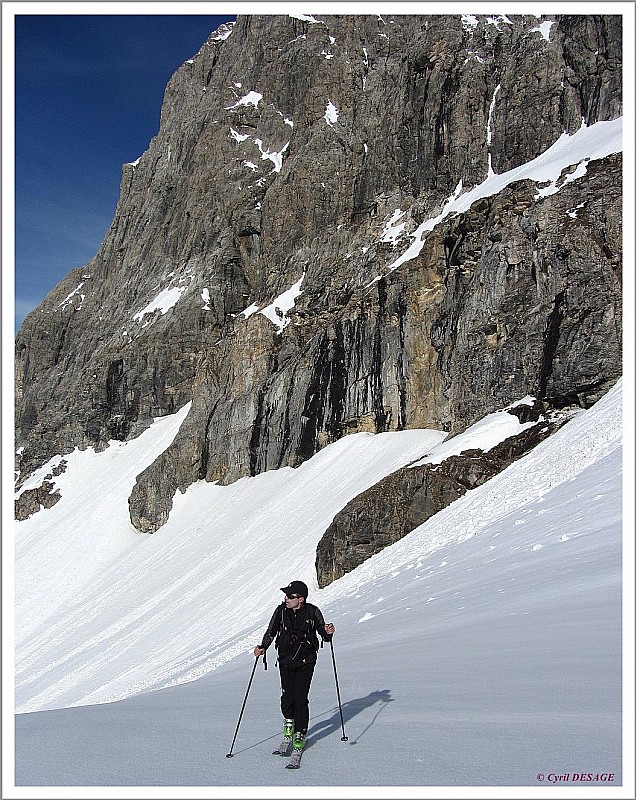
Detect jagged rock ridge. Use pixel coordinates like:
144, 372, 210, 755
15, 14, 622, 535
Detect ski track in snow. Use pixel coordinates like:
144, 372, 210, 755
12, 380, 624, 788
15, 425, 446, 711
14, 380, 622, 717
10, 17, 627, 787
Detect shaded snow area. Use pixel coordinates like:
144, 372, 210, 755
12, 381, 627, 794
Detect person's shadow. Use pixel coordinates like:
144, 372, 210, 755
231, 689, 393, 755
307, 689, 394, 747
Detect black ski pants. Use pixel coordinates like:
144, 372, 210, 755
279, 662, 315, 734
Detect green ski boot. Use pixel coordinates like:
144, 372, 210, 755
273, 719, 295, 756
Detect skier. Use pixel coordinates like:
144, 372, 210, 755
253, 580, 335, 759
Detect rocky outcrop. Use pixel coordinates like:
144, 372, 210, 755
15, 459, 67, 520
315, 400, 572, 586
15, 14, 622, 533
15, 482, 61, 521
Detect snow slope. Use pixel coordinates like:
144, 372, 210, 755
12, 380, 627, 791
15, 421, 447, 712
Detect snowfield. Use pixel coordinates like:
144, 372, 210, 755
10, 379, 629, 793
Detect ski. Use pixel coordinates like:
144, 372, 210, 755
272, 737, 292, 756
285, 748, 304, 769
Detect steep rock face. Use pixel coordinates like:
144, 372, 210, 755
315, 400, 571, 586
15, 14, 622, 532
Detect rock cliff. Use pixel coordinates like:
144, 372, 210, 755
315, 397, 572, 586
15, 14, 622, 538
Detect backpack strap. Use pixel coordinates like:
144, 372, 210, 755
273, 603, 285, 666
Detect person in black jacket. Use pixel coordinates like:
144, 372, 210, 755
254, 580, 335, 751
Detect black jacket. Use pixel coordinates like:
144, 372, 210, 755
260, 602, 332, 668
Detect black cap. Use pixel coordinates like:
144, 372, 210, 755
280, 580, 309, 598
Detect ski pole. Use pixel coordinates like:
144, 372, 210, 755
226, 655, 260, 758
329, 640, 348, 741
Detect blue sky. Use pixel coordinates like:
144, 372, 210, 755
13, 13, 235, 333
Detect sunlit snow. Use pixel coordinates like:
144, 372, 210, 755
133, 285, 188, 323
229, 127, 249, 143
566, 201, 586, 218
57, 282, 86, 311
325, 100, 339, 126
258, 274, 305, 331
379, 117, 622, 278
253, 138, 289, 173
379, 209, 407, 245
461, 14, 478, 32
409, 401, 545, 467
13, 379, 624, 787
210, 23, 234, 42
289, 13, 320, 24
230, 127, 289, 174
15, 419, 446, 711
237, 274, 305, 332
486, 84, 501, 175
486, 15, 513, 29
227, 91, 262, 110
240, 302, 260, 319
15, 403, 192, 643
531, 20, 555, 41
